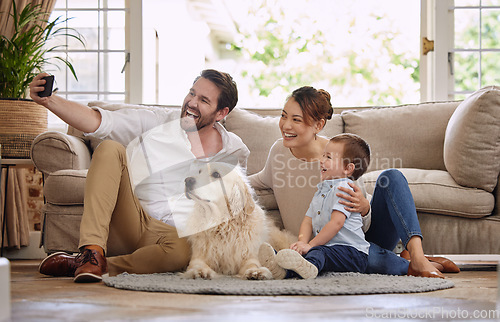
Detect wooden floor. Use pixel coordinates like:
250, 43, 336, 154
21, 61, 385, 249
7, 259, 500, 321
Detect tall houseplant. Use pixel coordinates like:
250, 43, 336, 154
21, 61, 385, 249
0, 0, 84, 158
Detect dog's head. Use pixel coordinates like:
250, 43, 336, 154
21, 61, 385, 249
184, 162, 255, 220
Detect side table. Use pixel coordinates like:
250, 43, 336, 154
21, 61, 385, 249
1, 158, 33, 257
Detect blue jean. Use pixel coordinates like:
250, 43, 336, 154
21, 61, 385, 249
285, 244, 368, 279
364, 169, 422, 275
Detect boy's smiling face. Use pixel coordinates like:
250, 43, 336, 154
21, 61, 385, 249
320, 141, 349, 181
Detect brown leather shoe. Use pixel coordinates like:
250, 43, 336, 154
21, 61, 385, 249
39, 252, 78, 277
426, 256, 460, 273
73, 249, 108, 283
399, 249, 410, 260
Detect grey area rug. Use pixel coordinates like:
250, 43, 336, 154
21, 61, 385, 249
103, 272, 454, 296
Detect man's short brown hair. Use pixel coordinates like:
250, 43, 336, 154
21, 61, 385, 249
195, 69, 238, 113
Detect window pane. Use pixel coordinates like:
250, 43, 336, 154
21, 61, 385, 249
482, 0, 500, 5
101, 11, 126, 50
99, 53, 126, 92
42, 53, 68, 92
54, 1, 67, 9
100, 94, 126, 102
68, 53, 99, 92
48, 0, 127, 131
454, 52, 480, 92
107, 0, 126, 8
455, 9, 480, 49
45, 13, 83, 55
454, 0, 480, 5
481, 9, 500, 49
482, 52, 500, 86
67, 94, 100, 101
66, 0, 99, 9
67, 11, 99, 50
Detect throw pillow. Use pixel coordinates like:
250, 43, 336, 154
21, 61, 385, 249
342, 101, 460, 172
444, 86, 500, 192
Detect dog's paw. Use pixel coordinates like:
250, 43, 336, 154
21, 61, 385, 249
184, 267, 218, 280
243, 267, 273, 280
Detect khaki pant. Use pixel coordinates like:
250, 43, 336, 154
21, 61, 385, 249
79, 140, 191, 276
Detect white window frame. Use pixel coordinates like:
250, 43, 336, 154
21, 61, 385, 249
420, 0, 500, 102
47, 0, 143, 131
125, 0, 143, 104
420, 0, 454, 102
50, 0, 143, 104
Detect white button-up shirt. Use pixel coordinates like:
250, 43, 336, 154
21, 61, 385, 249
86, 106, 250, 229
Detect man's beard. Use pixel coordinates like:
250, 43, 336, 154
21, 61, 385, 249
180, 105, 218, 132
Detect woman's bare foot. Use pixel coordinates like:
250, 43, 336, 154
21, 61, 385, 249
407, 255, 445, 279
404, 236, 445, 279
400, 249, 459, 274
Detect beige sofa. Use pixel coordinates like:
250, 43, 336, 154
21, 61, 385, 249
31, 86, 500, 255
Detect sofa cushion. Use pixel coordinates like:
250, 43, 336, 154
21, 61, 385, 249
342, 101, 460, 172
41, 204, 83, 253
444, 86, 500, 193
44, 169, 87, 205
363, 169, 495, 218
417, 212, 500, 254
224, 107, 344, 175
224, 108, 281, 175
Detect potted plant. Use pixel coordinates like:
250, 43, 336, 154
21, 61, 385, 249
0, 0, 84, 158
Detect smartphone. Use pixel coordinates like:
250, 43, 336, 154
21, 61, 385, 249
38, 75, 55, 97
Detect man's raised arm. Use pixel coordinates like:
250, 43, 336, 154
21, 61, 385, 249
29, 73, 102, 133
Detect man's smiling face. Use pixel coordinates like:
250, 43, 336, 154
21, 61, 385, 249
180, 77, 221, 132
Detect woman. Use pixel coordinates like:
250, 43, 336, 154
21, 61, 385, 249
250, 86, 458, 278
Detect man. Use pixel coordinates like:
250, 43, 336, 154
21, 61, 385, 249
30, 69, 249, 282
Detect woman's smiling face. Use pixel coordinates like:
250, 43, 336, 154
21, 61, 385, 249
279, 97, 317, 149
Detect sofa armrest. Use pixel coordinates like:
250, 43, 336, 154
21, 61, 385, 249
31, 131, 92, 175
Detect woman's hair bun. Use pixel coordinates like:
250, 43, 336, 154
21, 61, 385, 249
318, 89, 333, 120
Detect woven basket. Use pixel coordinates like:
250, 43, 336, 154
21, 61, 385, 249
0, 98, 48, 159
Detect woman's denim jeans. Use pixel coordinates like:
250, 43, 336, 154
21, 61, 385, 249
364, 169, 423, 275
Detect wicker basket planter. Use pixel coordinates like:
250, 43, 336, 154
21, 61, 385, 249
0, 98, 47, 159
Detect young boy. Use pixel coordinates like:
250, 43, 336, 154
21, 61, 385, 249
260, 133, 371, 279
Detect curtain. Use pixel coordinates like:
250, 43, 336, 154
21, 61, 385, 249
1, 167, 30, 249
0, 0, 57, 38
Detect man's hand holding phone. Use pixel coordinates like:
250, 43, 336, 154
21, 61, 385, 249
38, 75, 54, 97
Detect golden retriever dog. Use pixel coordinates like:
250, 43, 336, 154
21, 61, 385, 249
182, 162, 293, 280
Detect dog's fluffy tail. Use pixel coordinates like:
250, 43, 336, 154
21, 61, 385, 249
267, 225, 296, 251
